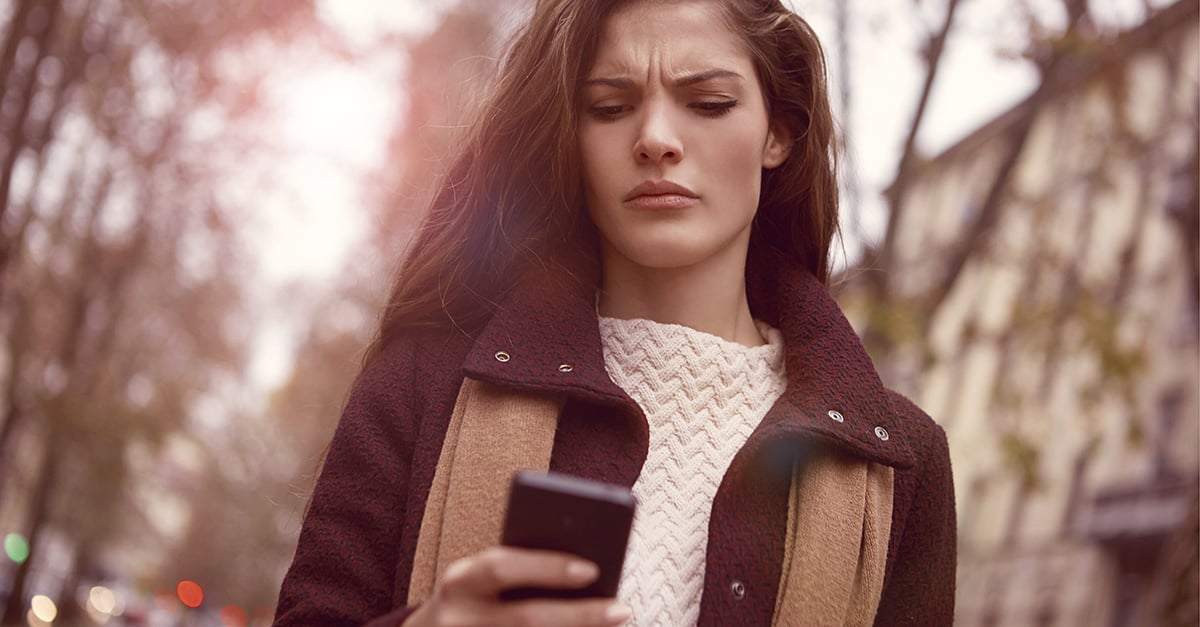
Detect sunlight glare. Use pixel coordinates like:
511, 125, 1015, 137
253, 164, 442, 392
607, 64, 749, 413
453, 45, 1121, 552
318, 1, 437, 48
274, 64, 394, 170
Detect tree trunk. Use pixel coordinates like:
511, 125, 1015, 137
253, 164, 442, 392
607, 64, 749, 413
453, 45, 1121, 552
0, 0, 37, 99
0, 163, 113, 618
0, 0, 95, 306
53, 539, 95, 625
0, 422, 63, 625
0, 0, 61, 225
0, 299, 31, 497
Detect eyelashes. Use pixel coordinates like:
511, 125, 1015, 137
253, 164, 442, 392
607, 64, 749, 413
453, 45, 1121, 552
588, 105, 631, 121
689, 100, 738, 116
586, 99, 739, 121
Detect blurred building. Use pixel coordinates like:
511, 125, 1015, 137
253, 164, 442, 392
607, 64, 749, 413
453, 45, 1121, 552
850, 2, 1199, 625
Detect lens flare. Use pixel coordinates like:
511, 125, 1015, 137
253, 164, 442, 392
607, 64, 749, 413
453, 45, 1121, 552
176, 580, 203, 608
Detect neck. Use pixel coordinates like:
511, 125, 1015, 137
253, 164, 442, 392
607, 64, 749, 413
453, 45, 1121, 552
597, 248, 763, 347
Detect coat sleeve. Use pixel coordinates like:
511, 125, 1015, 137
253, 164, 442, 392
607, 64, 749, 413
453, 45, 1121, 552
273, 341, 421, 627
874, 420, 957, 626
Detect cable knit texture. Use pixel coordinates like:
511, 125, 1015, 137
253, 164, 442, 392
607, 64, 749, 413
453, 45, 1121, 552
599, 317, 786, 626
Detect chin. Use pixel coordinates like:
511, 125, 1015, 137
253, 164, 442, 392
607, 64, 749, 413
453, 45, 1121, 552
619, 244, 722, 271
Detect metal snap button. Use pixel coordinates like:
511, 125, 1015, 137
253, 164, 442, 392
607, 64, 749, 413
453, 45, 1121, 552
494, 351, 511, 363
558, 364, 573, 373
874, 426, 889, 441
730, 580, 746, 600
828, 410, 844, 423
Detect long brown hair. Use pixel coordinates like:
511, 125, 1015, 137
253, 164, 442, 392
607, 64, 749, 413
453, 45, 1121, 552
364, 0, 839, 366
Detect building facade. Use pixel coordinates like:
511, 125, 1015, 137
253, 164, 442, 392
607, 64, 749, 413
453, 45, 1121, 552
853, 2, 1199, 625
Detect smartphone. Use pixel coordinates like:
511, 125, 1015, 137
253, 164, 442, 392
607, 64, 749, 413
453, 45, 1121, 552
499, 470, 636, 600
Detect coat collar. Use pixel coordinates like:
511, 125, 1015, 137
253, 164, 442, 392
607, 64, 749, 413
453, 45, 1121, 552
462, 254, 915, 469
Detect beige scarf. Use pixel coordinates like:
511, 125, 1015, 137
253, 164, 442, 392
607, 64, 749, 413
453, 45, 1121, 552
408, 378, 894, 626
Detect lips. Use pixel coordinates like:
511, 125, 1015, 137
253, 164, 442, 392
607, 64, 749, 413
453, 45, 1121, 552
623, 180, 699, 210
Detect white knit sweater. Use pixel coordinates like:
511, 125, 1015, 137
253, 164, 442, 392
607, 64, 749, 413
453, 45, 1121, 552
599, 316, 787, 626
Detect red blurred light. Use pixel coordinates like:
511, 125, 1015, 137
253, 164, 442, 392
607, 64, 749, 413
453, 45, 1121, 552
154, 588, 178, 612
176, 580, 204, 608
221, 605, 248, 626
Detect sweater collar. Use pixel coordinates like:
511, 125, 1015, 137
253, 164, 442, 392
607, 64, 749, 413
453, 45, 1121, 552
462, 254, 915, 469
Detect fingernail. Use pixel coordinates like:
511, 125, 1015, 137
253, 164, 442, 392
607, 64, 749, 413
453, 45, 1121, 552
606, 603, 632, 624
567, 559, 599, 581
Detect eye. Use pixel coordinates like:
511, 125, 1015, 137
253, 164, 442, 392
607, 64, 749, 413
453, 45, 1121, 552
587, 104, 631, 121
690, 99, 738, 117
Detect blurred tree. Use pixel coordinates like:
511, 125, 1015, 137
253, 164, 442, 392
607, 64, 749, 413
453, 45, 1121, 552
367, 0, 516, 261
264, 292, 374, 473
0, 0, 333, 622
261, 0, 516, 555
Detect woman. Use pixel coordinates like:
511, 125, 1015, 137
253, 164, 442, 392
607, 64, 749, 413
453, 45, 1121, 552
274, 0, 956, 625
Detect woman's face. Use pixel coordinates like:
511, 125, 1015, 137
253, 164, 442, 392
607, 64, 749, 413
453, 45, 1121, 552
579, 0, 789, 277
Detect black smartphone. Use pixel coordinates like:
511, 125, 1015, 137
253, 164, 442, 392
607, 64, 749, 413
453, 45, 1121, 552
499, 470, 636, 600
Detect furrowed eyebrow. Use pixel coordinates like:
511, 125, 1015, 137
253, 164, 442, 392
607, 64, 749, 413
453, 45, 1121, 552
673, 69, 744, 87
581, 77, 636, 89
580, 69, 744, 90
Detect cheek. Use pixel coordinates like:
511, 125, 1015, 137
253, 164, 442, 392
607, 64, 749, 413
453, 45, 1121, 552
704, 128, 769, 199
727, 125, 772, 168
578, 127, 617, 192
578, 132, 611, 228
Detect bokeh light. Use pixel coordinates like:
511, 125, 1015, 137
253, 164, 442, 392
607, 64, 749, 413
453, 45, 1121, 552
110, 590, 126, 617
83, 605, 110, 626
30, 595, 57, 622
85, 585, 115, 625
220, 605, 248, 626
26, 608, 50, 627
176, 580, 204, 608
4, 533, 29, 563
154, 587, 175, 610
89, 585, 116, 614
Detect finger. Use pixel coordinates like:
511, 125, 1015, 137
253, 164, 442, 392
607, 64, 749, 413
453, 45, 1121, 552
495, 598, 632, 627
440, 547, 599, 598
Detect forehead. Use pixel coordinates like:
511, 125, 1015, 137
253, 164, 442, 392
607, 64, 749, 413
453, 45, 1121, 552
587, 1, 752, 78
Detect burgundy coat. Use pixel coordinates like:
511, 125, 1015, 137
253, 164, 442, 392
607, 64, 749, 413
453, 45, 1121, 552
273, 255, 956, 626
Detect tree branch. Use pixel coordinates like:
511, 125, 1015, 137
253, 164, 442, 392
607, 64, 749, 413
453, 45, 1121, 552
873, 0, 965, 298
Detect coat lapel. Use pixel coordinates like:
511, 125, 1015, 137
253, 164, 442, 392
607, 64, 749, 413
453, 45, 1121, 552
463, 253, 915, 469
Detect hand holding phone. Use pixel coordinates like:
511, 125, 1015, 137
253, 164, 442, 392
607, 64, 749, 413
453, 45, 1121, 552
401, 471, 636, 626
401, 546, 632, 626
500, 471, 636, 600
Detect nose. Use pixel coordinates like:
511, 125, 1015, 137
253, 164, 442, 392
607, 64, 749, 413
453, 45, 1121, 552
633, 103, 682, 165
